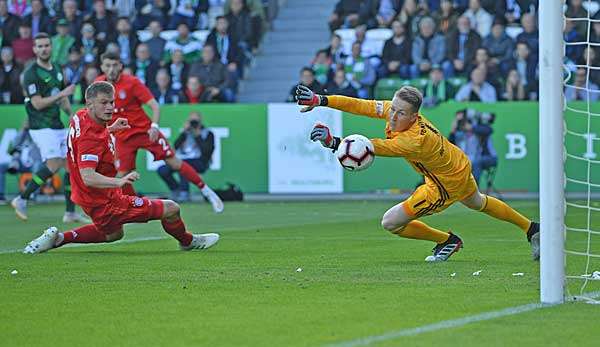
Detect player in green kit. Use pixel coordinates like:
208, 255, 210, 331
11, 32, 88, 223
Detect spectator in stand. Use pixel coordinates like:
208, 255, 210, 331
312, 49, 331, 85
51, 19, 75, 67
287, 67, 324, 102
225, 0, 267, 46
326, 68, 358, 97
115, 17, 137, 66
63, 47, 84, 87
564, 18, 584, 63
206, 16, 242, 74
24, 0, 51, 37
0, 47, 23, 103
152, 68, 180, 104
502, 42, 537, 98
86, 0, 117, 45
566, 0, 589, 39
565, 67, 600, 102
163, 22, 203, 64
8, 0, 30, 17
329, 0, 362, 31
158, 111, 214, 202
444, 15, 481, 77
433, 0, 458, 35
344, 41, 376, 99
359, 0, 402, 29
455, 66, 497, 102
580, 47, 600, 86
145, 20, 167, 63
106, 0, 136, 18
12, 23, 34, 66
491, 0, 524, 25
0, 0, 22, 47
132, 43, 160, 89
59, 0, 83, 40
502, 69, 526, 101
397, 0, 427, 38
79, 65, 99, 103
189, 44, 236, 103
169, 0, 207, 30
133, 0, 170, 30
516, 12, 538, 58
168, 48, 190, 92
379, 20, 411, 79
226, 0, 256, 52
472, 47, 501, 92
76, 23, 103, 65
422, 64, 453, 107
180, 76, 203, 103
350, 25, 379, 59
463, 0, 492, 38
410, 16, 445, 78
324, 33, 346, 66
483, 17, 514, 67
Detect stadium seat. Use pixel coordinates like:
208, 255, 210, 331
335, 28, 356, 55
160, 30, 179, 41
191, 30, 210, 44
505, 26, 524, 40
137, 30, 152, 42
583, 0, 600, 16
374, 78, 411, 99
365, 28, 393, 56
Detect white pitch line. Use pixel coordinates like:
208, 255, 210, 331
325, 291, 600, 347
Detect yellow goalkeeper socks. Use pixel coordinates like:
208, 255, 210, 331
393, 220, 450, 244
480, 195, 531, 233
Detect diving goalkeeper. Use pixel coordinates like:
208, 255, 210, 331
296, 85, 540, 262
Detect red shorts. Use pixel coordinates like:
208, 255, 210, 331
83, 195, 164, 234
115, 131, 174, 172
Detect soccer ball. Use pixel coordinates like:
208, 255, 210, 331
336, 134, 375, 171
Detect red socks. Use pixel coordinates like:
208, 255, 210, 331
56, 224, 106, 247
161, 218, 193, 246
121, 183, 137, 196
178, 161, 205, 188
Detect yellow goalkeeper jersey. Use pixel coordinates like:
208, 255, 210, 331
328, 95, 474, 198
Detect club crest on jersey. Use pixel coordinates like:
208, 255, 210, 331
133, 197, 144, 207
57, 72, 63, 82
119, 90, 127, 99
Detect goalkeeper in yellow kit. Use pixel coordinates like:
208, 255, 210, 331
296, 85, 540, 262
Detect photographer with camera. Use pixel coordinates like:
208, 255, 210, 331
449, 109, 498, 185
157, 111, 215, 202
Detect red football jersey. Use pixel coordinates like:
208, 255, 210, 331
67, 109, 121, 208
95, 73, 155, 138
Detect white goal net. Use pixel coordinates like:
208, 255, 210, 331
562, 0, 600, 302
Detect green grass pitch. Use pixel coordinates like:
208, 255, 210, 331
1, 200, 599, 346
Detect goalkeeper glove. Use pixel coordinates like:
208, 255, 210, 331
296, 85, 327, 113
310, 123, 340, 151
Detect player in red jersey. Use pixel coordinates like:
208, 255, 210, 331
96, 52, 223, 213
23, 81, 220, 254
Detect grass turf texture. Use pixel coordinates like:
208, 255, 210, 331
1, 200, 598, 347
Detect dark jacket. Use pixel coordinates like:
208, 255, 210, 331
381, 36, 412, 65
359, 0, 402, 28
131, 59, 160, 89
85, 11, 117, 43
174, 128, 214, 170
483, 32, 514, 64
446, 30, 482, 68
205, 31, 242, 65
151, 86, 181, 104
225, 9, 253, 45
23, 12, 52, 36
189, 60, 230, 89
0, 62, 23, 103
325, 80, 358, 97
0, 13, 21, 46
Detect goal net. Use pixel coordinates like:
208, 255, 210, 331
562, 0, 600, 302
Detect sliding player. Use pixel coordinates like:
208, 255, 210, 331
296, 85, 540, 262
96, 52, 223, 213
23, 81, 219, 254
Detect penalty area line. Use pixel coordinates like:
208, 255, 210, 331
325, 291, 600, 347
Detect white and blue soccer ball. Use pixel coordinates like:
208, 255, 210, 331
336, 134, 375, 171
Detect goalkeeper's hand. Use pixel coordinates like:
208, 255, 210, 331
310, 122, 340, 150
296, 85, 324, 113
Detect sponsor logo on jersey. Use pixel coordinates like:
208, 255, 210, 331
133, 197, 144, 207
57, 73, 63, 81
28, 84, 37, 95
81, 154, 99, 162
375, 101, 384, 116
119, 90, 127, 99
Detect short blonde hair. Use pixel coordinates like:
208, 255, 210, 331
85, 81, 114, 101
394, 86, 423, 113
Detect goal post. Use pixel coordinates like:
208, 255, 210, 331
539, 0, 566, 304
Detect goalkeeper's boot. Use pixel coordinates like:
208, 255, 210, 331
425, 232, 463, 262
527, 222, 540, 261
23, 227, 58, 254
180, 233, 220, 251
11, 195, 28, 221
62, 212, 91, 224
201, 186, 224, 214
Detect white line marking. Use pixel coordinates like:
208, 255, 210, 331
325, 291, 600, 347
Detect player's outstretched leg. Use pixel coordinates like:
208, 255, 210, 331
160, 199, 220, 250
164, 157, 224, 213
23, 224, 117, 254
461, 191, 540, 260
381, 203, 462, 262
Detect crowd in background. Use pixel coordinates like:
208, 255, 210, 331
0, 0, 274, 105
292, 0, 599, 105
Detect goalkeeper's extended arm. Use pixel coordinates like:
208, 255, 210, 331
310, 123, 341, 152
296, 85, 386, 119
296, 85, 328, 113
